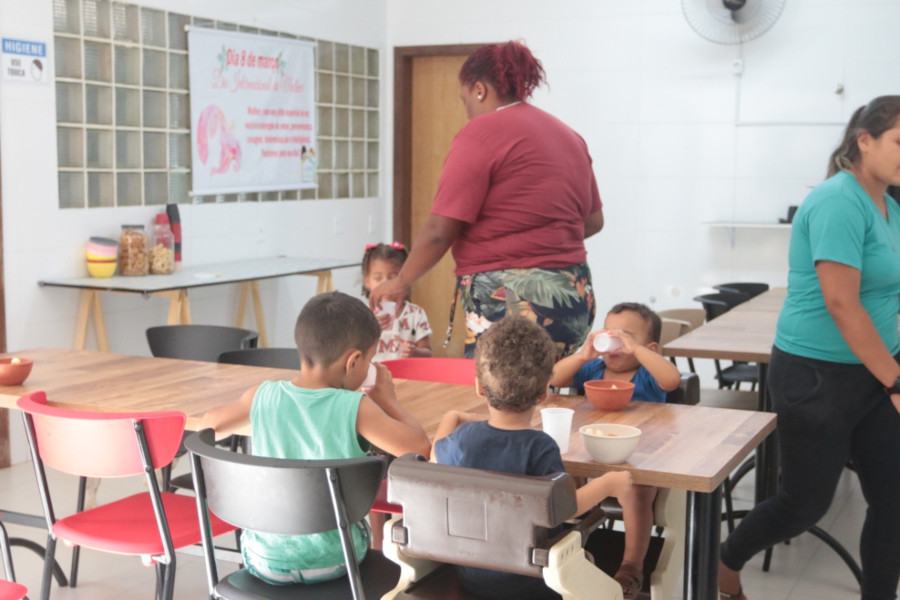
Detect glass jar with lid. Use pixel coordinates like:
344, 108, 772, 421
118, 224, 148, 276
149, 214, 175, 274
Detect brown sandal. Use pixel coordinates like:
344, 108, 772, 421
719, 587, 746, 600
614, 563, 644, 600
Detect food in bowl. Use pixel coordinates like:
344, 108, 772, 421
0, 357, 34, 386
579, 423, 641, 464
583, 379, 635, 411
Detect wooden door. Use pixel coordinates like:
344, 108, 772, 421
394, 45, 482, 357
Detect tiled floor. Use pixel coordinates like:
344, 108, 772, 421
0, 454, 876, 599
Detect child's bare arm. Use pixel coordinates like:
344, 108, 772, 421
633, 345, 681, 391
433, 410, 482, 443
549, 331, 602, 387
200, 386, 257, 439
356, 395, 431, 459
574, 470, 632, 516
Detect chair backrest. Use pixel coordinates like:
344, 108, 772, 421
381, 358, 475, 386
17, 391, 185, 477
218, 348, 300, 370
660, 318, 690, 347
665, 372, 700, 405
146, 325, 258, 362
713, 282, 769, 299
386, 454, 576, 577
657, 308, 706, 332
692, 292, 749, 322
185, 429, 385, 536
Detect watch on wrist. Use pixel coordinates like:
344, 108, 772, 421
885, 376, 900, 395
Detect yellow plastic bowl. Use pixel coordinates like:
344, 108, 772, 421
87, 261, 117, 278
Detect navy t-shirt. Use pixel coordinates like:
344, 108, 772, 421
434, 421, 566, 600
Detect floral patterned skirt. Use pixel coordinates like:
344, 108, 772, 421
454, 262, 595, 359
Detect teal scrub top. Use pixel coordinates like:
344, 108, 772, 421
775, 170, 900, 363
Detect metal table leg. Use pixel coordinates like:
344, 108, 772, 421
684, 486, 722, 600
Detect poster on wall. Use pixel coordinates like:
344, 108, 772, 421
2, 38, 49, 83
188, 28, 317, 195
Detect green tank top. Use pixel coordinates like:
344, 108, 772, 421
243, 381, 370, 575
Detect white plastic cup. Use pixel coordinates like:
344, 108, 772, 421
540, 407, 575, 453
593, 332, 624, 353
378, 300, 397, 329
362, 363, 377, 390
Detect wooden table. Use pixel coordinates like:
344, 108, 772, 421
0, 348, 776, 600
39, 256, 359, 351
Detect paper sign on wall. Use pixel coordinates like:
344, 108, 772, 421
187, 28, 317, 195
2, 38, 48, 83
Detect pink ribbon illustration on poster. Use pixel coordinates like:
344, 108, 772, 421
187, 28, 317, 195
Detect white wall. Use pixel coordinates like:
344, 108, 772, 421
386, 0, 899, 316
0, 0, 390, 462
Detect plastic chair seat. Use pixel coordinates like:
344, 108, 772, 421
214, 553, 400, 600
0, 580, 27, 600
53, 492, 232, 556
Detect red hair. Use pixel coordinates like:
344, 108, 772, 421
458, 41, 546, 102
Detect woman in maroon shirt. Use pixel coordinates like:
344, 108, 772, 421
370, 41, 604, 358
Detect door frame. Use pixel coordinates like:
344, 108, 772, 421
392, 44, 483, 245
0, 146, 8, 467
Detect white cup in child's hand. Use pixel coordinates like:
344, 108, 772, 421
362, 363, 377, 390
540, 407, 574, 453
593, 332, 624, 353
378, 300, 397, 328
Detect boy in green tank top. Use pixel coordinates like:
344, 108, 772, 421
202, 291, 430, 585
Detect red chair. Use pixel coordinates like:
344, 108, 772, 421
17, 391, 235, 600
373, 358, 476, 515
380, 358, 476, 386
0, 515, 27, 600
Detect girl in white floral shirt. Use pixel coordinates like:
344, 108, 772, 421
362, 242, 433, 362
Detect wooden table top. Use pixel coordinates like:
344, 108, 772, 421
662, 287, 785, 363
0, 348, 775, 494
38, 256, 359, 294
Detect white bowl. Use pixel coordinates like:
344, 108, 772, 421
579, 423, 641, 464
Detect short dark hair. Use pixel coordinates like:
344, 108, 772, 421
294, 291, 381, 367
475, 317, 556, 413
607, 302, 662, 344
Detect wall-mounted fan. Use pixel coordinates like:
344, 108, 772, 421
682, 0, 787, 45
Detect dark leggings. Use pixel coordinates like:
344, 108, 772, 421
720, 347, 900, 600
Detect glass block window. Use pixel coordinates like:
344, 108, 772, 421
54, 0, 380, 208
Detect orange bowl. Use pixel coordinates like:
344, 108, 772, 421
0, 357, 33, 386
583, 380, 635, 411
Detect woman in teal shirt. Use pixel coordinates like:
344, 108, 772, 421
719, 96, 900, 600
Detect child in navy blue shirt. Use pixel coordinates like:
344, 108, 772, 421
433, 316, 632, 600
549, 302, 680, 599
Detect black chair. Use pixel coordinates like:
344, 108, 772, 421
185, 429, 400, 600
146, 325, 259, 362
692, 292, 758, 391
713, 282, 770, 299
218, 348, 300, 370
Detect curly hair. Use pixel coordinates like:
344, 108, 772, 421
475, 316, 557, 413
458, 40, 547, 103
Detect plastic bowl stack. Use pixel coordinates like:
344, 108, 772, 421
86, 236, 118, 278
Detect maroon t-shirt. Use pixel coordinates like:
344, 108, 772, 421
431, 102, 602, 276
